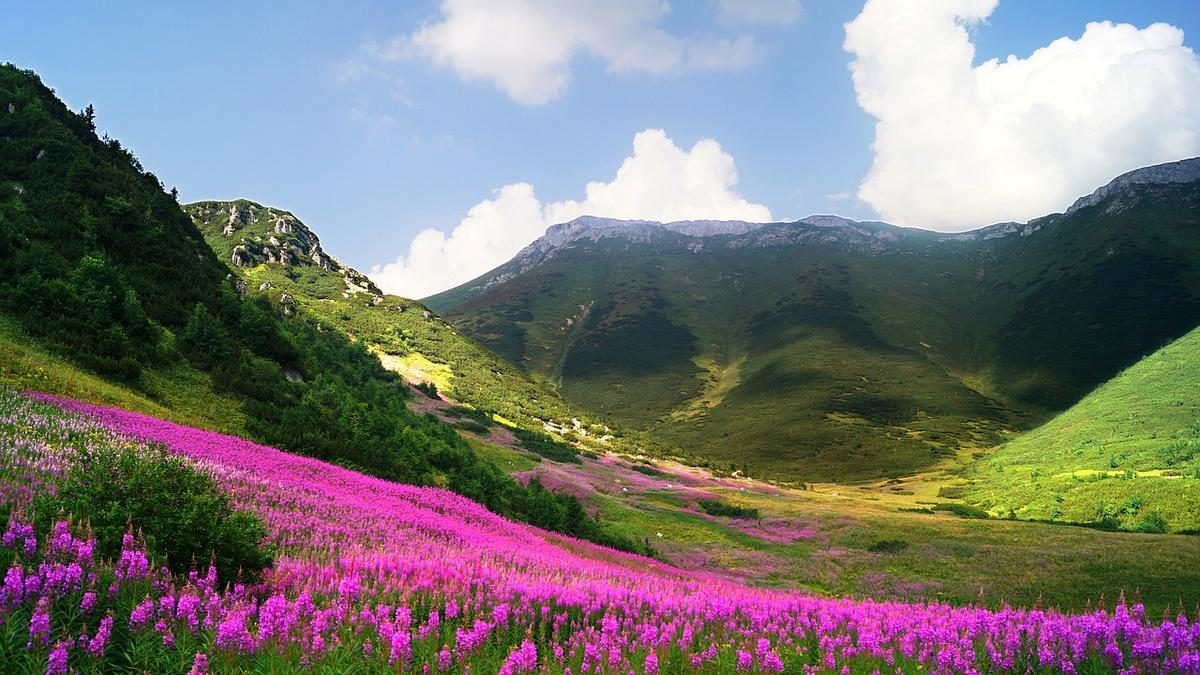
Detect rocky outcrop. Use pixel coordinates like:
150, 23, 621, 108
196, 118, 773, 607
279, 294, 297, 317
1066, 157, 1200, 215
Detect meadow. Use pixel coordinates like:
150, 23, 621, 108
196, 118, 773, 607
3, 389, 1199, 673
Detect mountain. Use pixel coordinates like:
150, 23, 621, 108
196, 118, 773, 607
427, 158, 1200, 482
961, 325, 1200, 532
183, 199, 669, 459
0, 64, 639, 552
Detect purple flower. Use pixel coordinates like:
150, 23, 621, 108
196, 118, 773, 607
47, 640, 69, 675
28, 596, 51, 648
644, 650, 660, 675
88, 614, 113, 657
187, 652, 209, 675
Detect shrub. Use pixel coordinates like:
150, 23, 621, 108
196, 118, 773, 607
512, 428, 580, 464
932, 503, 989, 519
455, 420, 491, 434
697, 499, 760, 519
630, 463, 665, 477
415, 381, 440, 399
31, 442, 273, 582
1133, 512, 1169, 534
868, 539, 909, 554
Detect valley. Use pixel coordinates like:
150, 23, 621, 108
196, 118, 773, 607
2, 51, 1200, 673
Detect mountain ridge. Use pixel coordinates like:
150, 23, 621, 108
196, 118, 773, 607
433, 156, 1199, 303
427, 159, 1200, 482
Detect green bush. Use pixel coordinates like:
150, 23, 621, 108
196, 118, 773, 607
513, 428, 580, 464
932, 503, 990, 519
697, 499, 760, 519
1134, 512, 1169, 534
868, 539, 909, 553
31, 442, 273, 583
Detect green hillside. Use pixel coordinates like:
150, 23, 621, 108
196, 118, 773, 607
962, 326, 1200, 532
184, 199, 668, 458
0, 64, 642, 553
428, 178, 1200, 482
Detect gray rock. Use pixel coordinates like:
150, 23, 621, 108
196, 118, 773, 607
231, 245, 253, 268
258, 281, 272, 291
1066, 157, 1200, 214
35, 149, 45, 161
7, 103, 13, 113
279, 294, 297, 317
226, 202, 254, 231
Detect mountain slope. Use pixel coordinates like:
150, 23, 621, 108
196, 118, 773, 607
0, 64, 639, 551
184, 199, 668, 458
962, 326, 1200, 532
427, 160, 1200, 482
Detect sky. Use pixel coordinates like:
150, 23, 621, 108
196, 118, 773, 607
4, 0, 1199, 298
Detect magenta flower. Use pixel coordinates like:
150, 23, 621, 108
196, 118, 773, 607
187, 652, 209, 675
47, 640, 68, 675
88, 614, 113, 657
28, 596, 51, 648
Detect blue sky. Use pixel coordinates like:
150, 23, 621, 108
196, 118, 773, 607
4, 1, 1199, 297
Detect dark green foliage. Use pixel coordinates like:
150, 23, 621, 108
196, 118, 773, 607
445, 405, 495, 427
629, 463, 665, 477
29, 442, 272, 582
513, 427, 580, 463
1134, 512, 1169, 534
697, 499, 760, 519
932, 503, 990, 519
455, 419, 491, 434
415, 381, 440, 399
868, 539, 910, 553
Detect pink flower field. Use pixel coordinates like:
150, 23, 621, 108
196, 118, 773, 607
2, 390, 1199, 673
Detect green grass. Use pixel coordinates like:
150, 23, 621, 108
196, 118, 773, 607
963, 326, 1200, 531
0, 317, 246, 434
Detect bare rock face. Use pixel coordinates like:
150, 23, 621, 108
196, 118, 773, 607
231, 245, 253, 268
226, 202, 255, 232
234, 278, 247, 299
279, 294, 297, 317
1066, 157, 1200, 215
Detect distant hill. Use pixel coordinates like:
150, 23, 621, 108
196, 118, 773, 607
962, 326, 1200, 532
427, 159, 1200, 482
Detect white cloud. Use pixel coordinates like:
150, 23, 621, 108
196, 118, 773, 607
844, 0, 1200, 231
370, 129, 771, 298
716, 0, 801, 26
357, 0, 761, 105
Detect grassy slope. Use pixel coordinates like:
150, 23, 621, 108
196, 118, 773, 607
0, 317, 249, 434
185, 200, 668, 457
430, 184, 1200, 483
963, 327, 1200, 532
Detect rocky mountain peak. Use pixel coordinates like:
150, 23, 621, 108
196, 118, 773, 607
185, 200, 383, 298
1065, 157, 1200, 215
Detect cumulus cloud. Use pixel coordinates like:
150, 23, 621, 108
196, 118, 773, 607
354, 0, 761, 105
716, 0, 802, 26
370, 129, 771, 298
844, 0, 1200, 230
